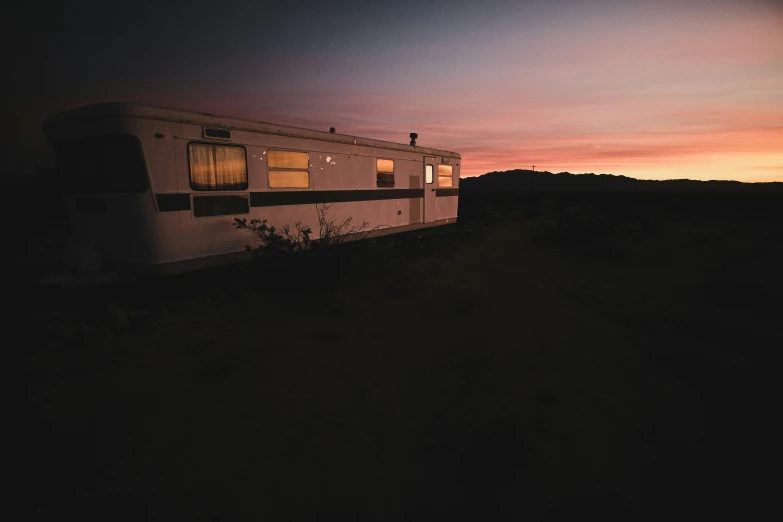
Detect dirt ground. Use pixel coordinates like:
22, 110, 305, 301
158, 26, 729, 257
19, 191, 782, 520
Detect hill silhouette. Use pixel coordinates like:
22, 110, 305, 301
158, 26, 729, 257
461, 169, 783, 192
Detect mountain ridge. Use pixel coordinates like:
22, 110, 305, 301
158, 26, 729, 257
460, 169, 783, 192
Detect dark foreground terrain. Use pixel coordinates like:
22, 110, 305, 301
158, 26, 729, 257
18, 190, 782, 520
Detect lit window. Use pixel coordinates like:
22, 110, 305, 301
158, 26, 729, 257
189, 143, 248, 191
377, 158, 394, 187
426, 164, 433, 184
438, 165, 453, 187
268, 150, 309, 188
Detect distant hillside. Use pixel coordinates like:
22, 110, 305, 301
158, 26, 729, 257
460, 170, 783, 192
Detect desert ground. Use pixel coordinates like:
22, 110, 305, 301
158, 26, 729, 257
19, 190, 782, 520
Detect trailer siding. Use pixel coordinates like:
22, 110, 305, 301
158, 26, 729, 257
44, 103, 460, 272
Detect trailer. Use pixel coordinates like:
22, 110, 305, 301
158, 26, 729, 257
43, 102, 460, 275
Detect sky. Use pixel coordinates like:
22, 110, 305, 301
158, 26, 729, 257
4, 0, 783, 181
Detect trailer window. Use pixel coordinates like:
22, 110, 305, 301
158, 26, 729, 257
425, 164, 434, 184
268, 150, 309, 188
189, 143, 248, 191
54, 135, 148, 193
438, 165, 453, 187
377, 158, 394, 188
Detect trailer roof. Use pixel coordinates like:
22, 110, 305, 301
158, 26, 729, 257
44, 102, 461, 159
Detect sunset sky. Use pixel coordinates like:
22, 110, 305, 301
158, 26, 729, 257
5, 0, 783, 181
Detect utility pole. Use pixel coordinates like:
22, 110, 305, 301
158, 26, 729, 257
531, 165, 536, 191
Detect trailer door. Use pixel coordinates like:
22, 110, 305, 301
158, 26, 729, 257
424, 157, 436, 223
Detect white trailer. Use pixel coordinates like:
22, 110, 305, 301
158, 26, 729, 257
43, 102, 460, 274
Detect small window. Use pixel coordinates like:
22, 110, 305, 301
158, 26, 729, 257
377, 158, 394, 187
425, 164, 434, 184
438, 165, 453, 187
268, 150, 309, 188
189, 143, 248, 191
193, 195, 249, 217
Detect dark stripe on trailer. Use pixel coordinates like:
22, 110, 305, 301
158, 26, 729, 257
436, 188, 459, 197
155, 188, 430, 212
156, 193, 191, 211
249, 188, 425, 207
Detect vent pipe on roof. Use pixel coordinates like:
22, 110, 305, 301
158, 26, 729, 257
329, 127, 335, 133
410, 133, 418, 146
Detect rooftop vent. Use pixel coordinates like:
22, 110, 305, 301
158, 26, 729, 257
409, 133, 418, 146
329, 127, 336, 133
203, 128, 232, 140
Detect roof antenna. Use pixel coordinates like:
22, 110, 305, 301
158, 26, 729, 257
409, 133, 418, 146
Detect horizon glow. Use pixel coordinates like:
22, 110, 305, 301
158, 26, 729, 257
5, 0, 783, 182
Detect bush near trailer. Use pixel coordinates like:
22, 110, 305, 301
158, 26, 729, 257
313, 203, 384, 248
234, 203, 386, 258
233, 218, 312, 256
233, 204, 384, 294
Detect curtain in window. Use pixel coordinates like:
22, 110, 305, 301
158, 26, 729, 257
189, 143, 247, 190
214, 145, 247, 190
189, 143, 215, 190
